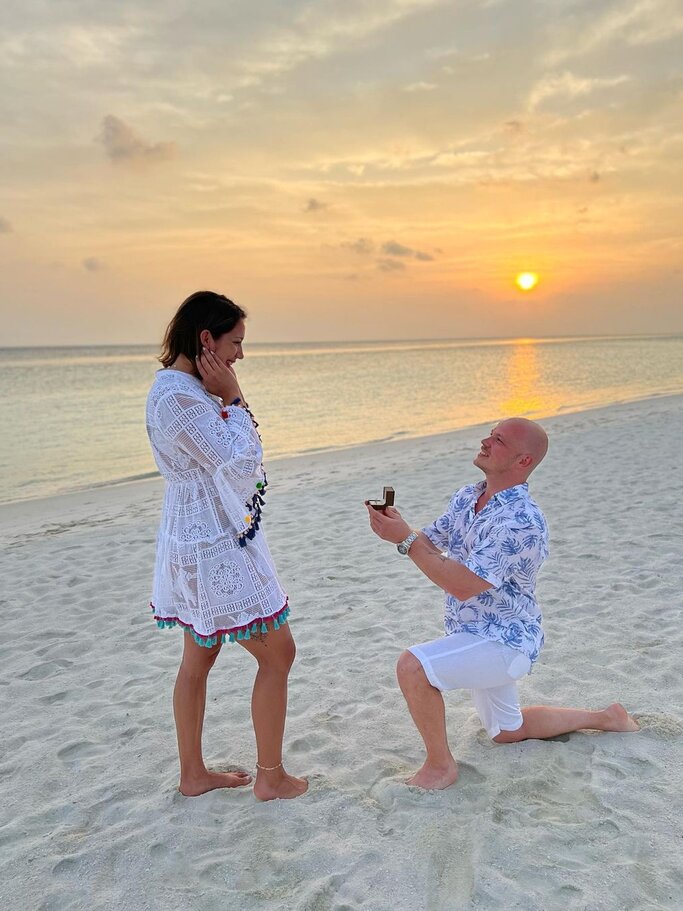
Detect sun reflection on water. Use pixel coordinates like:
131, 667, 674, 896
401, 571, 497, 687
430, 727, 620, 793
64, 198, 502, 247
499, 341, 562, 418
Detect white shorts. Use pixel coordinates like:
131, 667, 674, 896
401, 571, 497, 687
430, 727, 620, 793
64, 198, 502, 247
408, 632, 531, 739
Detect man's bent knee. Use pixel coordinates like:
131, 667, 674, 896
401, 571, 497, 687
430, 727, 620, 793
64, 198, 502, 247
396, 650, 427, 686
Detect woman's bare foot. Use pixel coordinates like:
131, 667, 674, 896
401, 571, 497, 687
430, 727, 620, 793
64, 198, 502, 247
179, 769, 252, 797
253, 767, 309, 801
601, 703, 640, 733
406, 759, 459, 790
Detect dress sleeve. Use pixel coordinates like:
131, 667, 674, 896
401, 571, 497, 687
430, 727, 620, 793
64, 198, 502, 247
154, 389, 266, 540
154, 390, 263, 481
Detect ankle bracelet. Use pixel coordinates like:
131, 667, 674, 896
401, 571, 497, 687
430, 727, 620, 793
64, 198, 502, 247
256, 761, 283, 771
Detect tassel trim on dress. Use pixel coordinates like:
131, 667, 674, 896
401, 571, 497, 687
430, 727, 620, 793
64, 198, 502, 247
237, 475, 268, 546
150, 600, 289, 648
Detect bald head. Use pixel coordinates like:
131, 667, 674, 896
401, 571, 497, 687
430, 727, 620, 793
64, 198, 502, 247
498, 418, 548, 475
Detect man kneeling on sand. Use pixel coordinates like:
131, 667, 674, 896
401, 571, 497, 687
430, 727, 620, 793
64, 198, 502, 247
365, 418, 638, 790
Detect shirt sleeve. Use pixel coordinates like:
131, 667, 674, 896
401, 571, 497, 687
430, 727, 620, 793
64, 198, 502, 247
154, 390, 262, 481
421, 504, 452, 549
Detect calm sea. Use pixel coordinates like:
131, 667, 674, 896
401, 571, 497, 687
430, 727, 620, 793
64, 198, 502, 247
1, 335, 682, 505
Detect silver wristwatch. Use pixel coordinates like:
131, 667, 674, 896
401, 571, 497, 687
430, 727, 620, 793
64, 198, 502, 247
397, 530, 419, 555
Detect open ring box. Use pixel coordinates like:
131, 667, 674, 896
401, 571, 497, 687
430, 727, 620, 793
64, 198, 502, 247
367, 486, 395, 510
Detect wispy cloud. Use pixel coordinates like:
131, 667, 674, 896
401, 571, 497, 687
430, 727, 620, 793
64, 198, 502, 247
377, 258, 406, 272
528, 71, 630, 111
544, 0, 683, 65
381, 240, 434, 261
404, 81, 437, 92
98, 115, 176, 165
341, 238, 375, 254
304, 197, 327, 212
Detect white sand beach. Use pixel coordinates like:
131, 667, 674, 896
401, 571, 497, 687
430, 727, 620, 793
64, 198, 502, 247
1, 395, 682, 911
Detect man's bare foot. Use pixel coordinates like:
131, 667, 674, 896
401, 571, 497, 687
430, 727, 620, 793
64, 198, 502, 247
179, 769, 252, 797
601, 703, 640, 733
406, 759, 459, 790
253, 768, 309, 801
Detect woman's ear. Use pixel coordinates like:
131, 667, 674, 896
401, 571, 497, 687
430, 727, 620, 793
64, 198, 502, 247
199, 329, 213, 349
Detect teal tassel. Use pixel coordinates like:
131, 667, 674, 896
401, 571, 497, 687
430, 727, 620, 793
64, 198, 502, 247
229, 632, 236, 643
237, 630, 244, 641
244, 629, 251, 640
251, 622, 258, 634
273, 619, 280, 630
261, 622, 268, 634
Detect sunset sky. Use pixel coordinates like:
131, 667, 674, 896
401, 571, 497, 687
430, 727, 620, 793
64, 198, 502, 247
1, 0, 682, 345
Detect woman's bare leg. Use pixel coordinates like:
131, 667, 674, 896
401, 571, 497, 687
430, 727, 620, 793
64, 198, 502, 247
238, 623, 308, 800
174, 632, 252, 796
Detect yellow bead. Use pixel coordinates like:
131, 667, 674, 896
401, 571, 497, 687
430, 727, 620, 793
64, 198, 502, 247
245, 515, 251, 523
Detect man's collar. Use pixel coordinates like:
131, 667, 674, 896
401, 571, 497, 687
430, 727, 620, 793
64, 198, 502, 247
474, 480, 529, 505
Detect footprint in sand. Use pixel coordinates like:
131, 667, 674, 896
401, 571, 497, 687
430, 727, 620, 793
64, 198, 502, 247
37, 891, 79, 911
52, 856, 81, 875
19, 659, 74, 681
57, 741, 106, 762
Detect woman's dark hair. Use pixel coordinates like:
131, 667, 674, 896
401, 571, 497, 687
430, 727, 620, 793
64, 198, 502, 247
159, 291, 247, 368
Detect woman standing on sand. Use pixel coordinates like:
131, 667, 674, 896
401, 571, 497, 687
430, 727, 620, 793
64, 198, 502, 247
146, 290, 307, 801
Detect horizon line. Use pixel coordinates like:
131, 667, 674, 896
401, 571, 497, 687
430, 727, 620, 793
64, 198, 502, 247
2, 330, 682, 351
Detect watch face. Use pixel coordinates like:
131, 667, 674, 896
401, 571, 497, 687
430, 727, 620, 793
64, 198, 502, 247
397, 542, 408, 554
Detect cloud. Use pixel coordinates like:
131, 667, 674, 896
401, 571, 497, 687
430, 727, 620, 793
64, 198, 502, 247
304, 197, 327, 212
545, 0, 683, 65
404, 81, 437, 92
528, 71, 630, 111
504, 120, 524, 133
381, 240, 434, 261
83, 257, 105, 271
341, 237, 375, 255
98, 115, 176, 165
376, 258, 406, 272
0, 217, 12, 233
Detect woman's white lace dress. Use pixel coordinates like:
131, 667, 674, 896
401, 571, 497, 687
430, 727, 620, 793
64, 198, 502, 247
146, 369, 288, 646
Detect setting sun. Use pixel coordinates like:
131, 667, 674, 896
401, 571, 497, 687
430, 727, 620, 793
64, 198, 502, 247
515, 272, 539, 291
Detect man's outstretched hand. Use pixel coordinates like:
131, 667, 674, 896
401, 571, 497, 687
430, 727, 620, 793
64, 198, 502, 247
365, 503, 412, 544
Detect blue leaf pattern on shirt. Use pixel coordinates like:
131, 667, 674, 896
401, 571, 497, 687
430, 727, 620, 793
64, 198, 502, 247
501, 536, 523, 555
450, 530, 464, 548
502, 623, 523, 647
514, 557, 536, 584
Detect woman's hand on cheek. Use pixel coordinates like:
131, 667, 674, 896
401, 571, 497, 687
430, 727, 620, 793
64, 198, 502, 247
196, 349, 242, 402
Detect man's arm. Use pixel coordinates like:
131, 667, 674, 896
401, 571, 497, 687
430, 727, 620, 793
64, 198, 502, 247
365, 504, 492, 601
407, 532, 492, 601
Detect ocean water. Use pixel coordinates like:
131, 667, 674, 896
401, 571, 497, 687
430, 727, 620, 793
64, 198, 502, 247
1, 334, 682, 505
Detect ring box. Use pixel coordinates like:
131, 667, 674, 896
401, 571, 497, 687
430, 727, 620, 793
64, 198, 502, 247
367, 486, 395, 510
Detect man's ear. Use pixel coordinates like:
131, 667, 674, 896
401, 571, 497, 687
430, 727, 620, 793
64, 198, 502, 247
519, 453, 533, 469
